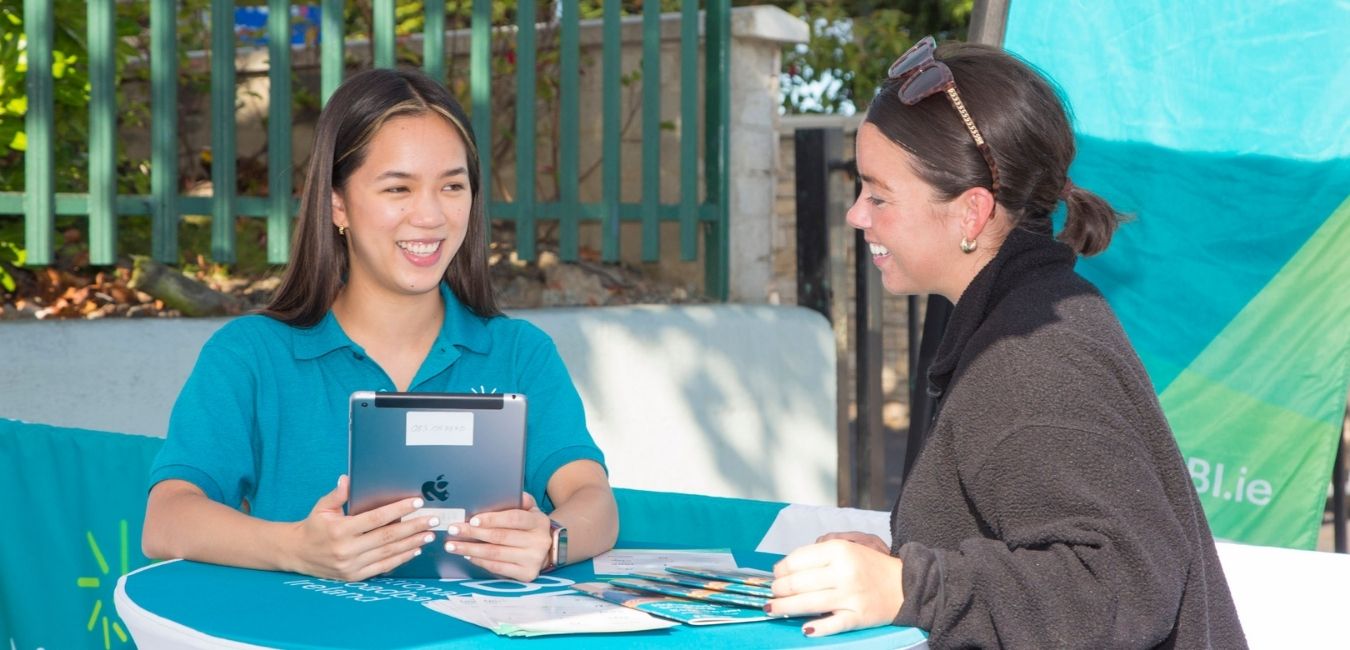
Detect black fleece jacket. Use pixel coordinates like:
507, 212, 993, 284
890, 228, 1246, 649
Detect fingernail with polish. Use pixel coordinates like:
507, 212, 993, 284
447, 526, 459, 536
413, 498, 424, 509
414, 548, 422, 557
445, 542, 456, 553
804, 626, 816, 636
469, 517, 481, 527
428, 517, 440, 528
764, 603, 774, 614
423, 533, 434, 544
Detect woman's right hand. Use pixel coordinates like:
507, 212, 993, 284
815, 531, 890, 555
285, 475, 440, 581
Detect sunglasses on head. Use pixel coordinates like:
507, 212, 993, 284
887, 36, 1000, 202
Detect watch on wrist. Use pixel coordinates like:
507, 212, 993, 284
545, 518, 568, 572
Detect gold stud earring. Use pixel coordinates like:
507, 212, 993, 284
337, 225, 346, 236
960, 237, 977, 254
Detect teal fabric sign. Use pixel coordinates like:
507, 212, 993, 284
0, 419, 163, 650
1005, 1, 1350, 548
614, 488, 788, 550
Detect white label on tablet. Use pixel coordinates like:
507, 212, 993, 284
402, 507, 467, 530
406, 411, 474, 446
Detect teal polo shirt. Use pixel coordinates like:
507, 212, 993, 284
149, 283, 606, 522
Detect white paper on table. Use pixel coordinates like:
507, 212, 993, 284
424, 591, 677, 636
424, 593, 512, 630
754, 504, 891, 555
590, 548, 737, 576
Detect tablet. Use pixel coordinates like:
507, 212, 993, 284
347, 391, 526, 579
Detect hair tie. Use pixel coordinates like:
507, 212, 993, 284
1059, 179, 1075, 201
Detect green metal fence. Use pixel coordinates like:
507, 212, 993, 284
2, 0, 731, 299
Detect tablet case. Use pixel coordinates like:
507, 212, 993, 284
347, 391, 526, 579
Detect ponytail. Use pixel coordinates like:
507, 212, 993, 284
1057, 182, 1123, 257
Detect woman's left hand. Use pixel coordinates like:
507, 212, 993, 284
444, 492, 552, 582
767, 539, 907, 637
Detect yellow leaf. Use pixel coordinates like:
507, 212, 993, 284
9, 130, 26, 152
5, 97, 24, 114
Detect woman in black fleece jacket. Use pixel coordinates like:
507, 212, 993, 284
765, 37, 1246, 648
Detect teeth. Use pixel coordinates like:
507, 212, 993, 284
869, 243, 890, 256
397, 240, 442, 256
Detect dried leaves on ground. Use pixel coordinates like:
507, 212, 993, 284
0, 242, 705, 320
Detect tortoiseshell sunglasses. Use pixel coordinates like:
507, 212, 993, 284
888, 36, 1001, 201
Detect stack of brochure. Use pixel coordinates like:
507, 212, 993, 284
573, 566, 783, 626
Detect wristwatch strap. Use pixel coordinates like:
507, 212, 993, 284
544, 518, 568, 572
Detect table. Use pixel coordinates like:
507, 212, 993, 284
115, 550, 928, 649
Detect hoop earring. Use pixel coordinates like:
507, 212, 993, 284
960, 237, 977, 254
337, 225, 346, 236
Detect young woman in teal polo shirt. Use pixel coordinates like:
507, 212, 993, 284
142, 68, 618, 583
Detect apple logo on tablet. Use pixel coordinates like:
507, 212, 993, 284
422, 474, 450, 501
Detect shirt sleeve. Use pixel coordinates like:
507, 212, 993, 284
513, 325, 607, 513
147, 327, 260, 508
894, 424, 1192, 648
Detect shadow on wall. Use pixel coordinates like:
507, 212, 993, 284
519, 304, 838, 505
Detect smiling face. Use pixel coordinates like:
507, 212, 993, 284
847, 122, 969, 297
331, 112, 472, 299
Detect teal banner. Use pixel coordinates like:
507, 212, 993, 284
1005, 1, 1350, 548
0, 420, 162, 650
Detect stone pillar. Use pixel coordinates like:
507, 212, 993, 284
727, 7, 809, 303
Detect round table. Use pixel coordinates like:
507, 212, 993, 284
115, 550, 927, 649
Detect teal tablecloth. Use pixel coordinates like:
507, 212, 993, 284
118, 552, 926, 649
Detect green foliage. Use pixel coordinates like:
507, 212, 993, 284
760, 0, 972, 114
0, 0, 219, 194
0, 239, 24, 291
0, 1, 93, 192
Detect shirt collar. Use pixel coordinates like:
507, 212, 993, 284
436, 282, 493, 355
291, 283, 493, 360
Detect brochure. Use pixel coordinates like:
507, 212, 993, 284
631, 570, 774, 598
572, 582, 776, 626
608, 577, 771, 609
666, 565, 776, 588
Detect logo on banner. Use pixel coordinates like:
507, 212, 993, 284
76, 520, 138, 649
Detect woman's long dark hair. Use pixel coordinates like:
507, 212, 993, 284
866, 41, 1122, 256
262, 68, 499, 327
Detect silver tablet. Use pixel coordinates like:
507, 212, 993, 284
347, 391, 526, 579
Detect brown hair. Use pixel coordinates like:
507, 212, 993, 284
262, 67, 499, 326
865, 41, 1122, 256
